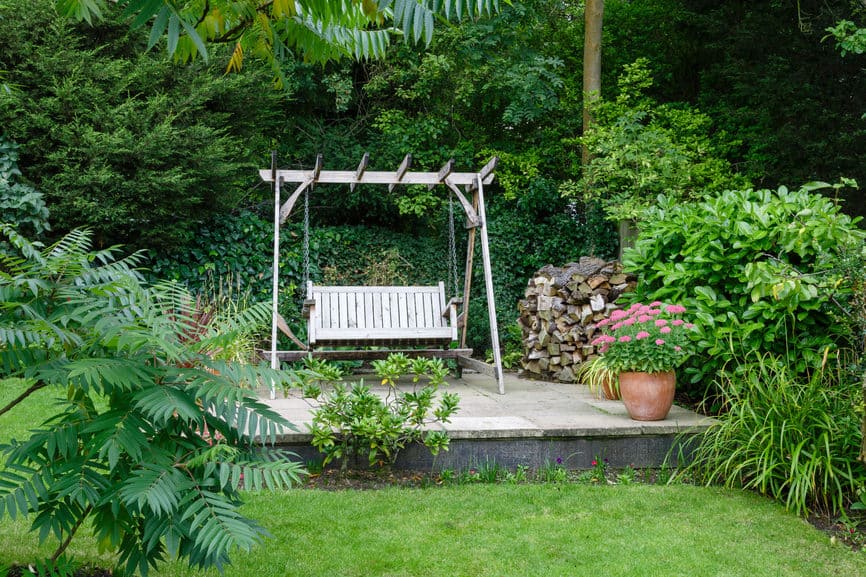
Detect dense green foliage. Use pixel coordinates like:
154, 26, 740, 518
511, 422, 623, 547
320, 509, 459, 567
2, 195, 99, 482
623, 184, 866, 392
686, 352, 865, 516
59, 0, 501, 70
0, 135, 49, 238
0, 227, 304, 575
569, 59, 748, 221
692, 1, 866, 218
0, 1, 283, 251
301, 354, 458, 469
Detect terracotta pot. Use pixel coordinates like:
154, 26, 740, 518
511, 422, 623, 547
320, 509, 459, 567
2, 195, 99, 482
601, 375, 621, 400
618, 371, 675, 421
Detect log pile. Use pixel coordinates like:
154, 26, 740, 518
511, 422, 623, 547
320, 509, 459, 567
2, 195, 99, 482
518, 257, 637, 382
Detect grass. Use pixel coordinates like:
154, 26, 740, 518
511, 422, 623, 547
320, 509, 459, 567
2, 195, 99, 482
3, 381, 866, 576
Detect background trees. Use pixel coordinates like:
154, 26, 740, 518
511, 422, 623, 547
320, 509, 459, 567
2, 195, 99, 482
3, 0, 865, 348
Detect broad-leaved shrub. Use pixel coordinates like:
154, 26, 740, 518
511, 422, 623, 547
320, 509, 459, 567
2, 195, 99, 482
623, 183, 866, 391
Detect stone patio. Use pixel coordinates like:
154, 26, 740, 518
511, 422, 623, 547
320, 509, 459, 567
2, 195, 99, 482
262, 370, 714, 471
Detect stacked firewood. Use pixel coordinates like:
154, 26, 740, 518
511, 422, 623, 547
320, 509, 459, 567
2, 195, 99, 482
517, 257, 637, 382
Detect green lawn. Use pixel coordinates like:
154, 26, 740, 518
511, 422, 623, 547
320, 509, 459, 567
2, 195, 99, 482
3, 381, 866, 576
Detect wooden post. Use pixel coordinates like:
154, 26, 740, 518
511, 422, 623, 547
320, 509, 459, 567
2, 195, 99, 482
476, 175, 505, 394
269, 152, 281, 400
460, 190, 478, 348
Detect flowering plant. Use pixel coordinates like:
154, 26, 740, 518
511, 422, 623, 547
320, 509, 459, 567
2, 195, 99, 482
591, 302, 696, 373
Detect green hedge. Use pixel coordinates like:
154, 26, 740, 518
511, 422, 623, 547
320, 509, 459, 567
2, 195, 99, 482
148, 188, 618, 354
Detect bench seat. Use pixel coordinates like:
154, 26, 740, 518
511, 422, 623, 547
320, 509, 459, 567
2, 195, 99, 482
306, 282, 459, 348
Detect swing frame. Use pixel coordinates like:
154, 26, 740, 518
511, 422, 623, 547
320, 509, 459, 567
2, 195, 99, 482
260, 153, 506, 396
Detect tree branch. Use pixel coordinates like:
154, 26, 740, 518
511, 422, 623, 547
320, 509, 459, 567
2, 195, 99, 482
0, 380, 47, 418
213, 1, 276, 44
195, 0, 211, 27
52, 505, 92, 562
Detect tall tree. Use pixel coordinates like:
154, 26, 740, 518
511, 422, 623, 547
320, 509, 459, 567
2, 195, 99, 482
582, 0, 604, 167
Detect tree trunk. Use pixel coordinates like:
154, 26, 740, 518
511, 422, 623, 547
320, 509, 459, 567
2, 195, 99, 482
582, 0, 605, 167
861, 370, 866, 465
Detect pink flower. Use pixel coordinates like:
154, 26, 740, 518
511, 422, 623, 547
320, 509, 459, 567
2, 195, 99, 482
610, 309, 628, 321
637, 314, 652, 323
671, 319, 684, 326
655, 318, 668, 327
618, 335, 632, 343
639, 305, 652, 314
650, 301, 662, 306
635, 331, 651, 340
685, 323, 695, 329
622, 318, 636, 326
596, 318, 610, 327
665, 304, 687, 314
655, 339, 665, 345
611, 322, 623, 330
674, 346, 682, 352
648, 308, 662, 315
628, 303, 642, 312
599, 344, 609, 353
660, 326, 672, 334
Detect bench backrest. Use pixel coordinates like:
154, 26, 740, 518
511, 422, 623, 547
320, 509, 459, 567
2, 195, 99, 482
307, 282, 456, 346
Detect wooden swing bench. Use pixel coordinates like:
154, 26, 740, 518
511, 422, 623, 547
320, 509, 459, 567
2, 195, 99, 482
262, 153, 504, 393
271, 282, 473, 362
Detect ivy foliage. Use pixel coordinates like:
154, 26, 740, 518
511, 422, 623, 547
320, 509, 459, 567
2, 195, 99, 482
623, 183, 866, 393
0, 134, 49, 237
0, 226, 304, 575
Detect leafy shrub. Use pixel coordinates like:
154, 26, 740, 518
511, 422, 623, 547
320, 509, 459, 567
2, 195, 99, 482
0, 226, 304, 576
623, 183, 866, 391
685, 352, 866, 516
562, 58, 747, 221
301, 354, 459, 470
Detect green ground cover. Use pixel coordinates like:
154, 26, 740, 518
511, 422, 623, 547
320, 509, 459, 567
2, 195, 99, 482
3, 382, 866, 576
3, 485, 866, 577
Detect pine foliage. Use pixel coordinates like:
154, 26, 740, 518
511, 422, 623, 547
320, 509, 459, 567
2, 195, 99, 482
0, 226, 304, 576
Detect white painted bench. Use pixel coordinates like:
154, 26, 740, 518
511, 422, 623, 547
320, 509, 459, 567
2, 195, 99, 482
305, 282, 460, 347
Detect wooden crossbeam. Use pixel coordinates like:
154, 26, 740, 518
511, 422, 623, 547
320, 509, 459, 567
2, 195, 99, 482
428, 158, 455, 190
260, 169, 496, 186
350, 152, 370, 192
468, 156, 498, 191
388, 154, 413, 192
312, 153, 323, 182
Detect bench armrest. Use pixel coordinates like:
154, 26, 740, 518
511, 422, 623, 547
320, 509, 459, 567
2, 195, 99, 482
302, 298, 316, 319
441, 297, 463, 318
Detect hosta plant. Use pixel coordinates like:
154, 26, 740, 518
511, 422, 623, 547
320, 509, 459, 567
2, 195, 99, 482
0, 225, 304, 576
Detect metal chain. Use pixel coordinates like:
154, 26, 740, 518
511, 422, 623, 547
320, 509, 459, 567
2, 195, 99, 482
448, 191, 459, 298
303, 185, 311, 287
